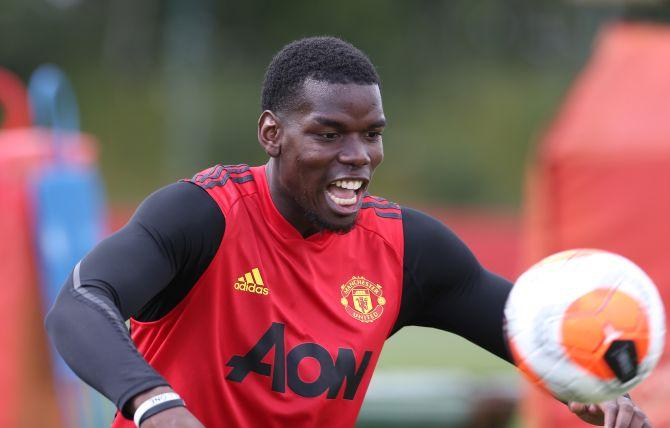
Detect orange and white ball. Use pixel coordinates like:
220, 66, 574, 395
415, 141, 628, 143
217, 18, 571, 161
505, 249, 665, 403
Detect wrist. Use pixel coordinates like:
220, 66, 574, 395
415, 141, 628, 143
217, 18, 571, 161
132, 390, 185, 427
128, 386, 175, 416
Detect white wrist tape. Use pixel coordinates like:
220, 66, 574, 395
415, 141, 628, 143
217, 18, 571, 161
133, 392, 183, 427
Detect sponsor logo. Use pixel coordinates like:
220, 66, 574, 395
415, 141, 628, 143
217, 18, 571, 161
226, 323, 372, 399
233, 267, 269, 295
340, 276, 385, 323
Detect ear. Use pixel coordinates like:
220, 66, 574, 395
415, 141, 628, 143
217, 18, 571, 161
258, 110, 282, 157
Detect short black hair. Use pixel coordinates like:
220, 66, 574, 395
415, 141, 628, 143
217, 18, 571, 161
261, 36, 380, 113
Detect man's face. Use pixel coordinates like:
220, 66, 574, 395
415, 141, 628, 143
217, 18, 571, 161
266, 79, 386, 234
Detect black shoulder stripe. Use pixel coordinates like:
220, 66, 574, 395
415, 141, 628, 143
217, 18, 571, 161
231, 175, 254, 184
194, 164, 224, 183
201, 174, 231, 189
360, 195, 402, 219
188, 164, 254, 189
224, 165, 251, 174
362, 201, 400, 210
201, 172, 254, 189
373, 210, 402, 219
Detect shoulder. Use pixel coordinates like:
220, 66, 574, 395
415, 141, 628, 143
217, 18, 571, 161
360, 194, 402, 220
133, 181, 224, 241
355, 194, 403, 252
183, 163, 258, 214
402, 206, 481, 283
402, 207, 470, 252
402, 206, 447, 237
187, 163, 255, 188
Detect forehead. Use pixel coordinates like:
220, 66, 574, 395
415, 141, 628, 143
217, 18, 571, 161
292, 79, 384, 125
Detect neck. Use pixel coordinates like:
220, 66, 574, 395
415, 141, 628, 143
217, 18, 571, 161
265, 159, 319, 238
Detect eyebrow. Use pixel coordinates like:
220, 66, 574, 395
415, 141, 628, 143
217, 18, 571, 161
313, 116, 387, 129
368, 119, 387, 128
314, 117, 345, 129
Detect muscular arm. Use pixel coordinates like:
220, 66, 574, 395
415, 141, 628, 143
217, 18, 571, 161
393, 207, 513, 363
45, 181, 224, 418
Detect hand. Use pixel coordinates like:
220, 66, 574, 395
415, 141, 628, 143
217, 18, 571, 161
139, 406, 204, 427
568, 395, 651, 427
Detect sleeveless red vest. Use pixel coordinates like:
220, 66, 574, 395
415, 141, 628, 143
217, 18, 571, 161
112, 164, 404, 427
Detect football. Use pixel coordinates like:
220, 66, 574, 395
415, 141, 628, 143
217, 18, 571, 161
505, 249, 666, 403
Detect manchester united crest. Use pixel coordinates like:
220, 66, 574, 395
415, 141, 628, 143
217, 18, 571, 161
340, 276, 386, 323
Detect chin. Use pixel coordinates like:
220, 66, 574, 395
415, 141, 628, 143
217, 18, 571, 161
304, 210, 358, 233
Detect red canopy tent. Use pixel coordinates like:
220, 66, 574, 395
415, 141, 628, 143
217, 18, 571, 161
522, 22, 670, 427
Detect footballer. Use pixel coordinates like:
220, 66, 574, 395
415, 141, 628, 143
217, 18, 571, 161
46, 37, 651, 428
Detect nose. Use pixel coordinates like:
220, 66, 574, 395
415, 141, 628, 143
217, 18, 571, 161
338, 135, 370, 167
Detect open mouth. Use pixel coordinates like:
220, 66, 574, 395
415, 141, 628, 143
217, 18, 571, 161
326, 179, 366, 210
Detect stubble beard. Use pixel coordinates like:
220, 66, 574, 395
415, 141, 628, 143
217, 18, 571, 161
303, 208, 357, 234
293, 190, 357, 234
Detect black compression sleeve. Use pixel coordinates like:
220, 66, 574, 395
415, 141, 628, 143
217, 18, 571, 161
45, 181, 224, 417
46, 272, 168, 417
394, 207, 513, 363
77, 181, 225, 322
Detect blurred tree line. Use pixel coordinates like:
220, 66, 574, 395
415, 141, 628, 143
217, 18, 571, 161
0, 0, 655, 206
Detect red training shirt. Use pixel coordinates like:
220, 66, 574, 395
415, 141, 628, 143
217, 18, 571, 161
112, 164, 404, 427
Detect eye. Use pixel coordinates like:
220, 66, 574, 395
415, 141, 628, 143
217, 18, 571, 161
365, 131, 383, 141
318, 132, 340, 141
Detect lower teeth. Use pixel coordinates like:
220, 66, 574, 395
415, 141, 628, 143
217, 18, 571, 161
327, 192, 357, 206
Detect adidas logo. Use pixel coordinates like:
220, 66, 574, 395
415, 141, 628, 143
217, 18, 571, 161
233, 267, 269, 295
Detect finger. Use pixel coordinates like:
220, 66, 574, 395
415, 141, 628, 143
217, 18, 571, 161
614, 400, 635, 428
640, 413, 652, 428
603, 402, 618, 428
630, 414, 646, 428
589, 404, 601, 414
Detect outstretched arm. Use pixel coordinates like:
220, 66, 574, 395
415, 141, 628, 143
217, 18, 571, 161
396, 207, 652, 428
393, 206, 512, 362
45, 181, 223, 423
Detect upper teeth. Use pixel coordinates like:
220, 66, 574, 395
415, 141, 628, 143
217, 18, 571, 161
333, 180, 363, 190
